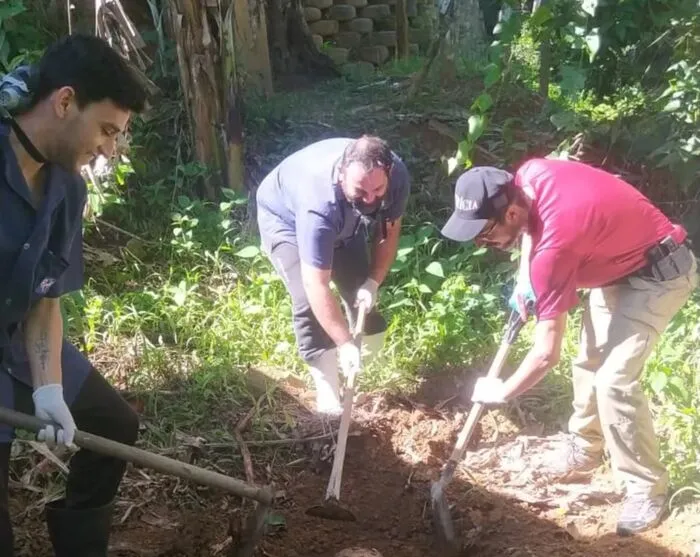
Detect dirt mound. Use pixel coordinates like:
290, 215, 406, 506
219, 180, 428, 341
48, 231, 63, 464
251, 395, 468, 556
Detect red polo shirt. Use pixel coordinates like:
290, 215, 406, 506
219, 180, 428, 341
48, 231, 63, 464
516, 159, 686, 321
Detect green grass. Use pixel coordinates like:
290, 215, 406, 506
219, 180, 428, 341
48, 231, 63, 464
60, 53, 700, 506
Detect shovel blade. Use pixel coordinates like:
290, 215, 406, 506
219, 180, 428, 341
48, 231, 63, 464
430, 480, 461, 555
305, 498, 357, 522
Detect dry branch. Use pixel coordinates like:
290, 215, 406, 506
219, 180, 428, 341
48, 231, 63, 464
427, 118, 500, 162
233, 404, 257, 485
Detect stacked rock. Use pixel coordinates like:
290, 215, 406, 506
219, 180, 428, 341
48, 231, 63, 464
304, 0, 421, 73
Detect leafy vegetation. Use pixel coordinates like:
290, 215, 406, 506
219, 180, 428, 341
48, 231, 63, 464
2, 0, 699, 509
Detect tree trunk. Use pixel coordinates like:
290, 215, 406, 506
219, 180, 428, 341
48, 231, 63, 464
536, 0, 551, 97
223, 3, 246, 192
232, 0, 274, 96
538, 35, 551, 97
478, 0, 503, 39
408, 0, 488, 96
433, 0, 487, 87
685, 207, 700, 260
446, 0, 487, 64
406, 0, 454, 100
396, 0, 410, 60
266, 0, 340, 81
165, 0, 247, 199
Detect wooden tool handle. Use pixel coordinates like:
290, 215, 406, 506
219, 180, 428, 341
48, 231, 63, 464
353, 300, 368, 339
0, 406, 274, 504
325, 302, 368, 501
444, 309, 527, 469
348, 300, 369, 391
447, 342, 510, 461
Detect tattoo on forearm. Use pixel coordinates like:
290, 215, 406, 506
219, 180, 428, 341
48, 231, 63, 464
33, 330, 51, 383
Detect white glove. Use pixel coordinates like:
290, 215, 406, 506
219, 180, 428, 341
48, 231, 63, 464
338, 341, 361, 378
355, 278, 379, 310
471, 377, 507, 405
32, 384, 77, 449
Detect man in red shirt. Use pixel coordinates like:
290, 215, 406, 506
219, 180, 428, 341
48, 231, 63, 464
441, 160, 697, 536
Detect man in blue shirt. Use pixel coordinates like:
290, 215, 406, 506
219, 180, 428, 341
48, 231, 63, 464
0, 35, 147, 556
256, 136, 411, 414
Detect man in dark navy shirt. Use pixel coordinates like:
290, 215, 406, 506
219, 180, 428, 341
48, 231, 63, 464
0, 35, 147, 556
256, 136, 411, 414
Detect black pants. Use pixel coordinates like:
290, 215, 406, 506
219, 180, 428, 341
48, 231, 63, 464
0, 368, 139, 555
268, 233, 387, 363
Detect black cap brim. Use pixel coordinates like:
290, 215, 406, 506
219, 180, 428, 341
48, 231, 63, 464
440, 212, 488, 242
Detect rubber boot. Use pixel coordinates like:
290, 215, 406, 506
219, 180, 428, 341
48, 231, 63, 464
308, 348, 342, 415
45, 499, 114, 557
361, 331, 385, 366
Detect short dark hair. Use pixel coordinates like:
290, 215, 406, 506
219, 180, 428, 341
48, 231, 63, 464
339, 135, 394, 177
493, 181, 526, 222
30, 33, 147, 113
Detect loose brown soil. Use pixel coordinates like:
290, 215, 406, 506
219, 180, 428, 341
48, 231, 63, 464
11, 372, 700, 557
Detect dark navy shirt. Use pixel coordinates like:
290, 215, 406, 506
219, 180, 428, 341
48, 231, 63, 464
0, 121, 86, 390
256, 138, 411, 269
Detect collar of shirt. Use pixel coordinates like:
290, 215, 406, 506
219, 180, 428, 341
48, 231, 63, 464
0, 122, 67, 214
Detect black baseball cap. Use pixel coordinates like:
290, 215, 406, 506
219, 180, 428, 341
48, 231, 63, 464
441, 166, 514, 242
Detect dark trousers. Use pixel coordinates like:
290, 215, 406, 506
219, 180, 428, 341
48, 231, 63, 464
268, 234, 387, 363
0, 368, 139, 555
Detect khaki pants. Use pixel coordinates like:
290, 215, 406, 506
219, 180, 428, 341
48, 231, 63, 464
568, 252, 698, 497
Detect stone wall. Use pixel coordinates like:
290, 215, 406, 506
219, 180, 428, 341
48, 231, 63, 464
303, 0, 423, 72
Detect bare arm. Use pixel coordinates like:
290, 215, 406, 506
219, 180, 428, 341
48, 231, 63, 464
368, 217, 402, 285
301, 263, 353, 347
24, 297, 63, 387
502, 312, 567, 399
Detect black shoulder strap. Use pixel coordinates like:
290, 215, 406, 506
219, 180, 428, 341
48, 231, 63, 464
0, 114, 47, 164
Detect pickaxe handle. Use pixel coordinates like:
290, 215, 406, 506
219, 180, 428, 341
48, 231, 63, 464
0, 405, 274, 505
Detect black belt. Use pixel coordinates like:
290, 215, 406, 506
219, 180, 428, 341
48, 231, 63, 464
632, 236, 694, 282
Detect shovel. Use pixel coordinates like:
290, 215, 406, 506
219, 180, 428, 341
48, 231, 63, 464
0, 405, 274, 557
305, 301, 368, 522
430, 306, 531, 554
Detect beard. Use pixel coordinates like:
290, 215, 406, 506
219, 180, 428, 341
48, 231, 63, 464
501, 226, 524, 252
339, 176, 385, 217
51, 118, 89, 173
351, 197, 383, 216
